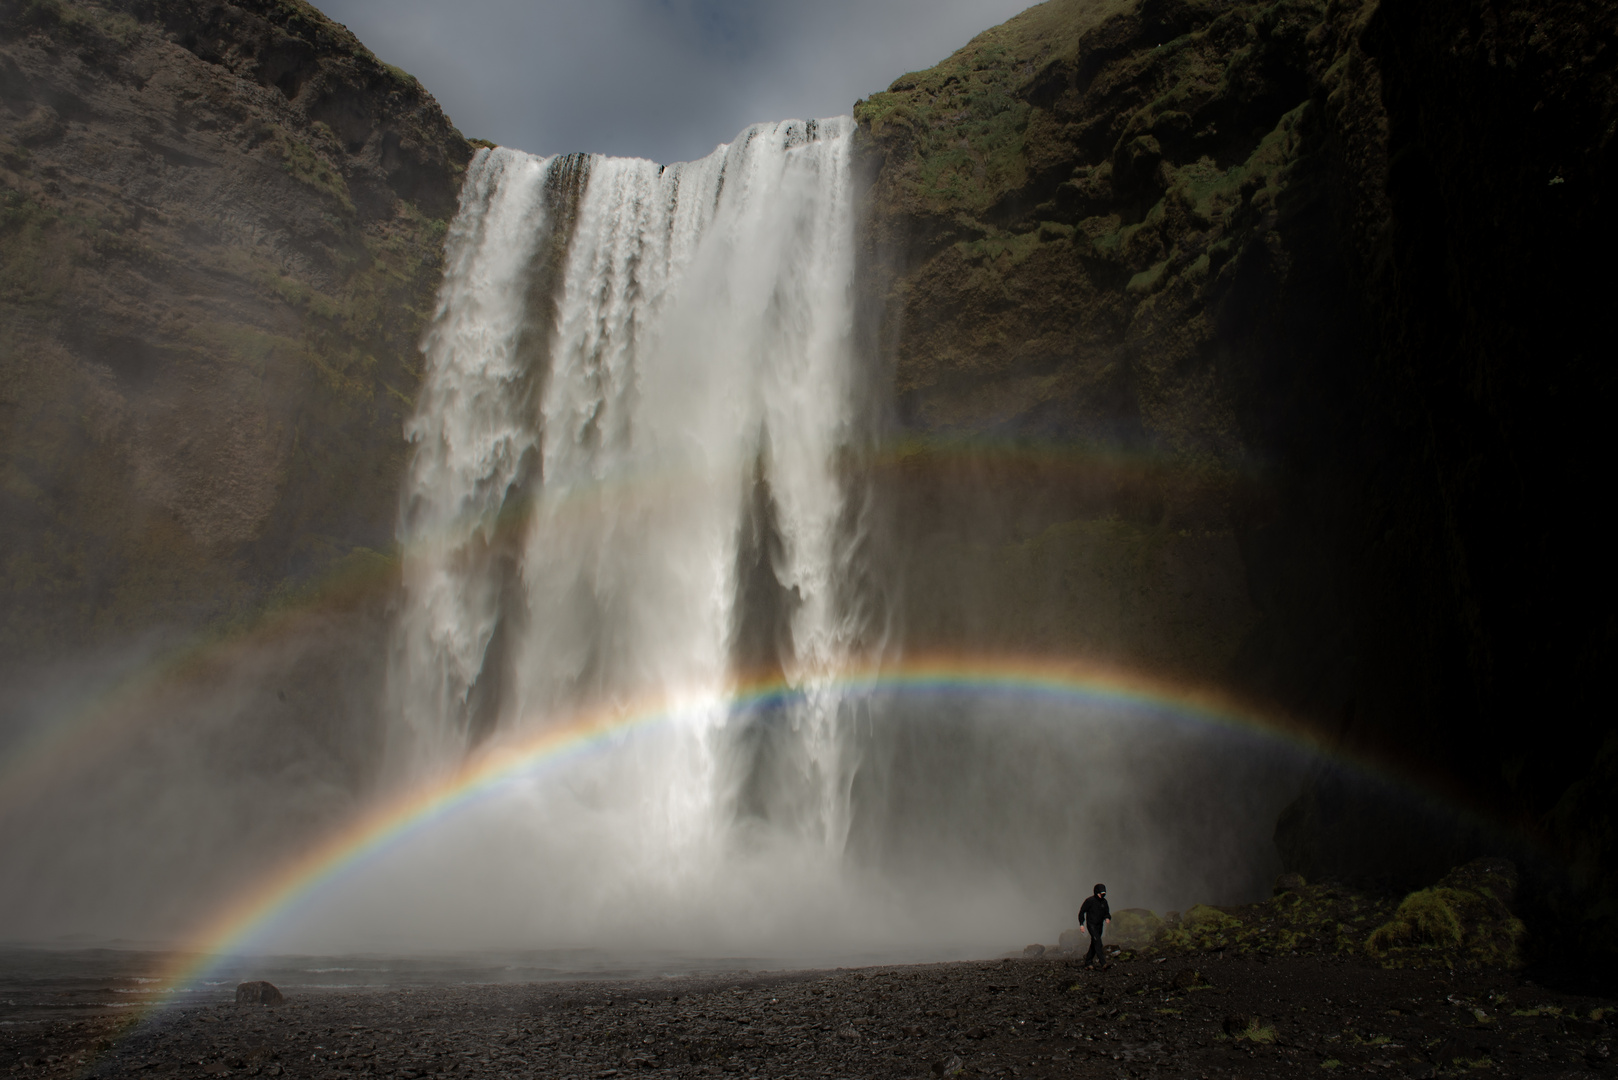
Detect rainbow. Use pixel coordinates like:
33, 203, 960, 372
155, 652, 1328, 990
0, 434, 1245, 822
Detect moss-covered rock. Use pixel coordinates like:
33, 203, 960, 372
1147, 882, 1397, 959
1366, 858, 1526, 969
1126, 859, 1524, 967
1109, 906, 1165, 947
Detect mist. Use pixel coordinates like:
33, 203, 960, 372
0, 122, 1315, 971
0, 655, 1308, 960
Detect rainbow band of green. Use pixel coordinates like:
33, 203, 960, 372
162, 652, 1326, 989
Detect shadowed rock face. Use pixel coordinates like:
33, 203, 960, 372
0, 0, 472, 660
853, 0, 1615, 966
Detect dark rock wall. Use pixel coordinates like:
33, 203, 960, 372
854, 0, 1615, 961
0, 0, 471, 661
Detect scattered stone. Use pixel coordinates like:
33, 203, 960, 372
236, 982, 284, 1006
931, 1052, 964, 1077
836, 1024, 860, 1040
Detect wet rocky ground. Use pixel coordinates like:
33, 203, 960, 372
3, 950, 1613, 1079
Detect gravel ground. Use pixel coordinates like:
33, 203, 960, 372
4, 952, 1613, 1079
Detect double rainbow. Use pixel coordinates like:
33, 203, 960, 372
158, 652, 1322, 987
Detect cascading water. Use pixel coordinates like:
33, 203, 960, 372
372, 119, 886, 951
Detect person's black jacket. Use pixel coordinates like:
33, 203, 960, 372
1079, 895, 1110, 933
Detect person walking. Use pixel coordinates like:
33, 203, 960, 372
1078, 883, 1111, 969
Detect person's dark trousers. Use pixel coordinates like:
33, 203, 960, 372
1085, 930, 1103, 966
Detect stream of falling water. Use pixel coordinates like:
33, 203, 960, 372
365, 120, 897, 952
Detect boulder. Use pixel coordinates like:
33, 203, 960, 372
1182, 905, 1241, 932
1109, 908, 1165, 948
235, 981, 283, 1006
1365, 858, 1525, 968
1058, 928, 1088, 953
1022, 944, 1046, 958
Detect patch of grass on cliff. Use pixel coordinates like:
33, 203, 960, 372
381, 62, 420, 91
1167, 101, 1309, 232
857, 57, 1032, 211
855, 0, 1136, 214
257, 123, 354, 213
953, 228, 1042, 269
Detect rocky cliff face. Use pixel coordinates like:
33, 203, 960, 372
0, 0, 477, 937
854, 0, 1614, 967
0, 0, 471, 661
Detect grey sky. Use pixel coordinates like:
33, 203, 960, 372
312, 0, 1036, 164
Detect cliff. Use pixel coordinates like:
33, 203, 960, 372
854, 0, 1616, 968
0, 0, 471, 660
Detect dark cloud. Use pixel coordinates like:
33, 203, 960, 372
313, 0, 1034, 163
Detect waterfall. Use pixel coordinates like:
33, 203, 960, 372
340, 116, 1304, 961
383, 119, 871, 946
